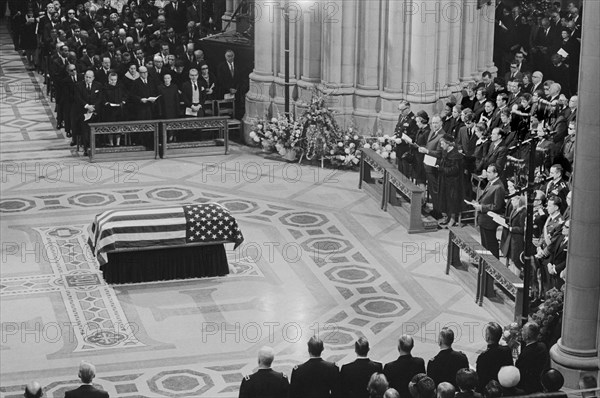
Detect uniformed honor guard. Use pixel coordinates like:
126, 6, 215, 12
290, 336, 340, 398
239, 346, 289, 398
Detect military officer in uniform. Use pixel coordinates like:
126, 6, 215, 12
394, 100, 419, 177
290, 336, 340, 398
239, 346, 288, 398
545, 164, 570, 213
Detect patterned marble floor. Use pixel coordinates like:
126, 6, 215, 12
0, 26, 511, 398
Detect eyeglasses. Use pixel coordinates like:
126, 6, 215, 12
201, 67, 208, 70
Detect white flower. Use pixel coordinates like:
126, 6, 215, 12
385, 144, 392, 151
354, 135, 359, 140
395, 138, 402, 144
372, 143, 379, 150
330, 150, 335, 155
344, 148, 350, 154
383, 134, 390, 140
364, 143, 371, 149
257, 124, 263, 130
503, 330, 510, 339
253, 136, 260, 142
381, 151, 389, 158
349, 143, 355, 148
348, 127, 353, 132
271, 117, 278, 123
339, 155, 346, 161
338, 142, 344, 147
249, 131, 256, 138
378, 137, 385, 143
344, 135, 350, 140
390, 152, 397, 160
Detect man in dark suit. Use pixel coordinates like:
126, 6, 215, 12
383, 335, 425, 398
480, 128, 508, 175
471, 163, 506, 259
73, 70, 103, 155
545, 220, 569, 289
95, 57, 113, 87
216, 49, 240, 99
164, 0, 188, 33
130, 66, 158, 121
418, 114, 445, 217
488, 93, 508, 133
394, 100, 419, 177
62, 64, 83, 141
290, 336, 339, 398
64, 361, 109, 398
476, 322, 513, 393
181, 68, 206, 117
530, 71, 544, 94
239, 346, 289, 398
187, 0, 204, 26
340, 337, 382, 398
427, 328, 469, 389
479, 71, 495, 99
516, 322, 550, 394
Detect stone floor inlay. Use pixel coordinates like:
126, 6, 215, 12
0, 24, 511, 397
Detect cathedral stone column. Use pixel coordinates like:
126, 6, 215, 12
459, 0, 478, 82
483, 4, 497, 74
354, 0, 382, 131
446, 1, 462, 94
296, 3, 323, 108
379, 0, 409, 132
221, 0, 234, 31
244, 0, 277, 143
550, 0, 600, 387
321, 1, 354, 127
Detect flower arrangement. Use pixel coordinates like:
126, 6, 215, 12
249, 115, 303, 157
299, 90, 343, 161
363, 133, 401, 162
329, 128, 365, 169
531, 286, 564, 345
502, 322, 523, 350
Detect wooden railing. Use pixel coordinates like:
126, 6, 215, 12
161, 117, 229, 158
359, 148, 437, 233
88, 117, 229, 162
447, 226, 523, 322
89, 119, 160, 162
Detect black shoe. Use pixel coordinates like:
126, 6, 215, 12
83, 150, 88, 156
70, 141, 76, 146
57, 123, 63, 129
66, 132, 72, 138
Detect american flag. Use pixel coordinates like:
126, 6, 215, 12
88, 203, 244, 265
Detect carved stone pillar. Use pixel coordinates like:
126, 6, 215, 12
550, 0, 600, 387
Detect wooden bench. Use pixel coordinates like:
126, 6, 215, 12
447, 226, 523, 322
89, 120, 160, 162
359, 148, 436, 233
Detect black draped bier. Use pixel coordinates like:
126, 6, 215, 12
199, 32, 254, 120
103, 244, 229, 284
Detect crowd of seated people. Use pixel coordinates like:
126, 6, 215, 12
24, 325, 599, 398
8, 0, 246, 155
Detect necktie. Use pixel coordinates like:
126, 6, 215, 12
428, 129, 435, 142
230, 63, 234, 77
87, 84, 91, 93
72, 76, 76, 83
193, 83, 197, 91
174, 2, 177, 10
